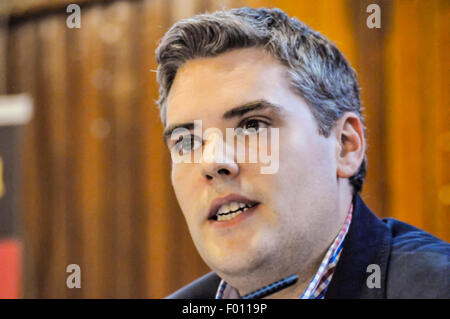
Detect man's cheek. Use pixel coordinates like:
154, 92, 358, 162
171, 169, 190, 214
170, 164, 179, 187
171, 164, 189, 190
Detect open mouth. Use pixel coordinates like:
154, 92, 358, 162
209, 202, 260, 222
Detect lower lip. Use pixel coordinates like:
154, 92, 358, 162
208, 204, 259, 229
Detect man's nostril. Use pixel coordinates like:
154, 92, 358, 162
218, 168, 230, 175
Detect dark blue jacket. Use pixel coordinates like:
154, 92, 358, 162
167, 195, 450, 298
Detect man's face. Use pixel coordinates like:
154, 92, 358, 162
165, 48, 341, 279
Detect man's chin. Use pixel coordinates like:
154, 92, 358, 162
205, 251, 268, 278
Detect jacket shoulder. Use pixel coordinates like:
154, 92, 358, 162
165, 272, 221, 299
383, 218, 450, 298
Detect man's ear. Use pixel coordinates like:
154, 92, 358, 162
333, 112, 365, 179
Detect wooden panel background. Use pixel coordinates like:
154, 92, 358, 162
1, 0, 448, 298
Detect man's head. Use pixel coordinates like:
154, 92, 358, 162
155, 7, 366, 289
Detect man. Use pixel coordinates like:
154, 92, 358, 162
155, 7, 449, 298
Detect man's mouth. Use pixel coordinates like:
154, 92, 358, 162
207, 193, 260, 222
210, 202, 259, 221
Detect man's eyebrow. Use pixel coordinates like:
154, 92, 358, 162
222, 100, 283, 119
163, 122, 195, 144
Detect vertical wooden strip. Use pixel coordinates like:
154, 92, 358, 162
65, 4, 110, 298
140, 0, 177, 298
0, 18, 7, 95
385, 1, 424, 228
18, 18, 56, 298
37, 14, 69, 297
101, 0, 135, 298
7, 20, 39, 298
435, 0, 450, 241
127, 0, 145, 298
92, 5, 117, 297
81, 5, 113, 298
419, 0, 439, 237
65, 10, 84, 299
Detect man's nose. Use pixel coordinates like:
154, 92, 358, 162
201, 131, 239, 181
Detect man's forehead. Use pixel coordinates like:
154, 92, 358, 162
177, 47, 275, 74
166, 48, 285, 126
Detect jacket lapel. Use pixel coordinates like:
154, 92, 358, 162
325, 195, 391, 298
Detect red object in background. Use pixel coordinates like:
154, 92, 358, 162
0, 239, 21, 298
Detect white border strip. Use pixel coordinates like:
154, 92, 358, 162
0, 94, 33, 126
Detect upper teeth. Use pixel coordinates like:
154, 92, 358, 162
217, 202, 251, 216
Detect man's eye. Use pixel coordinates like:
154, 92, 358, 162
237, 119, 270, 135
175, 135, 202, 154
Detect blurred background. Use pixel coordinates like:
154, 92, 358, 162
0, 0, 448, 298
